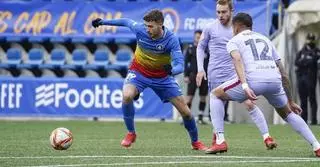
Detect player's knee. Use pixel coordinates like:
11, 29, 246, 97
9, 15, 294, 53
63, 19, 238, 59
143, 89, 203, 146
278, 110, 291, 119
181, 113, 192, 120
276, 105, 292, 119
212, 88, 221, 97
244, 100, 255, 111
122, 92, 134, 104
213, 87, 228, 100
180, 106, 192, 118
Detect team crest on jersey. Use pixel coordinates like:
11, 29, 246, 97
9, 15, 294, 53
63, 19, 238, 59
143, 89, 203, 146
156, 44, 164, 51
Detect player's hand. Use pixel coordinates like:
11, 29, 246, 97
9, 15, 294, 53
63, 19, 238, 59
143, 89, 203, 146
184, 77, 190, 83
92, 18, 102, 28
163, 64, 172, 75
244, 87, 257, 101
288, 100, 302, 115
196, 71, 207, 87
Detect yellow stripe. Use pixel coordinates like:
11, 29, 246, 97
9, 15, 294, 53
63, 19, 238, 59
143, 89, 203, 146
134, 45, 171, 69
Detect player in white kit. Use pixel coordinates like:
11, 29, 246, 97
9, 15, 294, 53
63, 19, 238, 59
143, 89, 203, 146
214, 12, 320, 157
196, 0, 276, 154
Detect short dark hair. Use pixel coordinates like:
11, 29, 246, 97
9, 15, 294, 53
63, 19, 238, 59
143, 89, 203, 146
143, 9, 164, 24
232, 12, 253, 29
194, 29, 202, 35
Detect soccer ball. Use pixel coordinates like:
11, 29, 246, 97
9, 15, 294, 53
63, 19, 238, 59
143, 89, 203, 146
49, 127, 73, 150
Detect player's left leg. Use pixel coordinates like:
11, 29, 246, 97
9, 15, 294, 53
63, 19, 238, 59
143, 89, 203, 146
264, 82, 320, 157
169, 96, 207, 151
276, 105, 320, 157
151, 76, 207, 151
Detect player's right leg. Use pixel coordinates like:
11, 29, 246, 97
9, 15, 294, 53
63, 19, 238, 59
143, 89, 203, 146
243, 100, 277, 150
206, 82, 228, 154
121, 70, 146, 148
213, 79, 276, 150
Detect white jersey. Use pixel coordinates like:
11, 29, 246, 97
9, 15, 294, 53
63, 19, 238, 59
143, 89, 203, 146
226, 30, 281, 83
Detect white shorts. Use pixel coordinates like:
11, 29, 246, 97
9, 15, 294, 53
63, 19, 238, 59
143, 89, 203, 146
208, 82, 224, 92
218, 78, 288, 108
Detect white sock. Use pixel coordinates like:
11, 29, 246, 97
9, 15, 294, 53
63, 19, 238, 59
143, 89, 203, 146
248, 106, 270, 140
285, 112, 319, 151
210, 95, 225, 133
216, 132, 225, 144
263, 133, 270, 141
312, 141, 320, 151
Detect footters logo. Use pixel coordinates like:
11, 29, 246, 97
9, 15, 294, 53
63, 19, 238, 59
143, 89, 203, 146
35, 83, 143, 109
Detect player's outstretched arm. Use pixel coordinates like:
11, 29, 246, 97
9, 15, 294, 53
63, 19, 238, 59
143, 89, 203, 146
271, 45, 302, 114
230, 50, 257, 101
275, 60, 302, 114
275, 60, 292, 100
92, 18, 137, 29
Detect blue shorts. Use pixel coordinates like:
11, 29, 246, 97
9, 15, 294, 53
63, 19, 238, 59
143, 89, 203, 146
124, 70, 182, 103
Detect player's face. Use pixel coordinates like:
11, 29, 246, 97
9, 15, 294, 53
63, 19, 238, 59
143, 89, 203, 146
216, 4, 232, 25
194, 32, 201, 46
144, 21, 163, 39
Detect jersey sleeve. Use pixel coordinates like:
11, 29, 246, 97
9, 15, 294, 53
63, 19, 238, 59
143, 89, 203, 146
170, 37, 184, 75
100, 18, 140, 33
196, 24, 210, 72
226, 38, 239, 54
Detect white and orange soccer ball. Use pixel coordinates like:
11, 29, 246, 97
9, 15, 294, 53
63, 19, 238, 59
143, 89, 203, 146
49, 127, 73, 150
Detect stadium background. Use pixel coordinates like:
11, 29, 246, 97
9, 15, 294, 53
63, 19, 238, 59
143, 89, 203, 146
2, 0, 320, 167
0, 0, 319, 123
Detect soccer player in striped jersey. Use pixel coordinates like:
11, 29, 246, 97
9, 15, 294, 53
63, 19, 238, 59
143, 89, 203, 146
92, 9, 207, 150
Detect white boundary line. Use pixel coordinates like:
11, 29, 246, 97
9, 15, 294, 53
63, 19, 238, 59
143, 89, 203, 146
1, 155, 319, 160
24, 159, 320, 167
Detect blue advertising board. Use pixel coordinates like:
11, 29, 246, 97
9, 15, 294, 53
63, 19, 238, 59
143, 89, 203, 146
0, 0, 271, 41
0, 78, 173, 119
